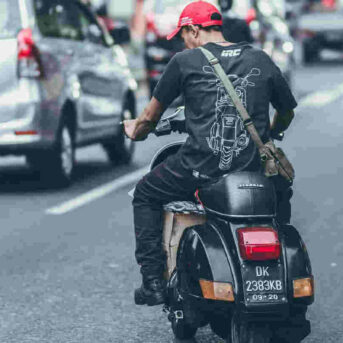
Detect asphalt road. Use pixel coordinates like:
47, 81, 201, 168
0, 58, 342, 343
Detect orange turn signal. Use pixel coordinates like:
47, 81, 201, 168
199, 279, 235, 302
293, 277, 314, 298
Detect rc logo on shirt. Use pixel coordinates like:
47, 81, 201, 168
221, 49, 241, 57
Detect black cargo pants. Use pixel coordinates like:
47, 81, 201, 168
132, 162, 292, 281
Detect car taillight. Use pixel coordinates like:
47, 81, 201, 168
17, 28, 41, 78
237, 227, 280, 261
299, 29, 316, 39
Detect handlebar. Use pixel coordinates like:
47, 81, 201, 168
154, 106, 186, 136
270, 130, 284, 141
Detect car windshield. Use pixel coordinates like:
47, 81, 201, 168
0, 0, 21, 38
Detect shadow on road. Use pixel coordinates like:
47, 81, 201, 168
0, 159, 136, 193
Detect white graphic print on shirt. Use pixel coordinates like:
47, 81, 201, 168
204, 66, 261, 170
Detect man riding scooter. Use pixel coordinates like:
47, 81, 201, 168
123, 0, 296, 306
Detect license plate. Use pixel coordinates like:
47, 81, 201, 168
242, 263, 286, 304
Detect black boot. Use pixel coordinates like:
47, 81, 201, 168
134, 278, 166, 306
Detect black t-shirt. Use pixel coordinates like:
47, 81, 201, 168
153, 42, 297, 179
222, 17, 254, 43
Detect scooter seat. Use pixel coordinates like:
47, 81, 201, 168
197, 171, 276, 218
163, 201, 205, 215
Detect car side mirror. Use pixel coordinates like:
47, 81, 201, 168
87, 24, 103, 44
109, 23, 131, 45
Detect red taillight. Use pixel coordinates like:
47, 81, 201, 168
17, 28, 41, 78
237, 227, 280, 261
299, 29, 316, 39
15, 130, 38, 136
148, 70, 162, 78
146, 12, 157, 33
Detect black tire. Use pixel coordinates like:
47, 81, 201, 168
103, 99, 135, 165
171, 313, 197, 340
229, 313, 271, 343
210, 315, 230, 339
27, 123, 75, 187
169, 285, 197, 340
302, 42, 319, 64
271, 338, 301, 343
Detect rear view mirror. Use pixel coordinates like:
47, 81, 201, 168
109, 22, 130, 45
87, 23, 103, 44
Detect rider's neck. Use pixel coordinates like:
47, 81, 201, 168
198, 31, 234, 47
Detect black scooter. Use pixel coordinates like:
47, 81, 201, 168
148, 108, 314, 343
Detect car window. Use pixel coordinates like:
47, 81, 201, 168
0, 0, 21, 38
73, 3, 106, 45
34, 0, 83, 40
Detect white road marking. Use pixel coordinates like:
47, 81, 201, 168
46, 166, 149, 215
298, 82, 343, 108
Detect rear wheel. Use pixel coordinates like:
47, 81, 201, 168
102, 99, 135, 165
210, 315, 230, 339
302, 42, 319, 64
171, 312, 197, 340
169, 286, 197, 340
229, 313, 271, 343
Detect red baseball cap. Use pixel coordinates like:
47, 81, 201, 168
167, 1, 222, 41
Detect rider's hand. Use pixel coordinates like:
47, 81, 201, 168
123, 119, 138, 140
123, 119, 149, 141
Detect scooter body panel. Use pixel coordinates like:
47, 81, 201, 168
177, 218, 313, 315
177, 221, 235, 299
279, 224, 314, 306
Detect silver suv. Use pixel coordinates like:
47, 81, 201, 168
0, 0, 137, 186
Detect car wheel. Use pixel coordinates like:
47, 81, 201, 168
28, 123, 75, 187
102, 99, 135, 165
302, 42, 319, 64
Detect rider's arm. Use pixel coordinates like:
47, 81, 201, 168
270, 109, 295, 136
124, 54, 182, 141
124, 97, 164, 141
269, 57, 297, 135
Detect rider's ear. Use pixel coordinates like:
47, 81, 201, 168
189, 24, 199, 38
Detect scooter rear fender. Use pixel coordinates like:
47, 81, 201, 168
177, 220, 237, 300
279, 224, 314, 306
